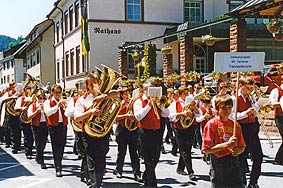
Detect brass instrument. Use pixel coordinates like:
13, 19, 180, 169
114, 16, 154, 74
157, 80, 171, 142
180, 103, 195, 128
5, 91, 23, 116
276, 64, 283, 75
84, 65, 125, 138
157, 95, 171, 109
71, 116, 83, 132
124, 97, 139, 131
19, 74, 47, 123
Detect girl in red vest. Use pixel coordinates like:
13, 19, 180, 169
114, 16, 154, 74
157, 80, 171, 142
27, 91, 48, 169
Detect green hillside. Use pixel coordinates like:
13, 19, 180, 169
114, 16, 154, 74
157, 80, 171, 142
0, 35, 16, 51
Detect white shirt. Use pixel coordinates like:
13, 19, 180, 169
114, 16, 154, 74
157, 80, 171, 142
43, 96, 63, 123
269, 84, 283, 103
230, 89, 259, 121
15, 96, 32, 109
65, 97, 75, 118
133, 94, 169, 122
168, 97, 202, 123
27, 101, 46, 122
74, 93, 94, 117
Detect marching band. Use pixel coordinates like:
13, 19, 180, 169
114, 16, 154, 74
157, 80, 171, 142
0, 70, 282, 188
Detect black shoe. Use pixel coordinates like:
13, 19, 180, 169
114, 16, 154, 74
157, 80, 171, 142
172, 152, 177, 156
273, 160, 283, 165
247, 183, 260, 188
12, 149, 18, 154
116, 172, 122, 178
189, 173, 197, 181
26, 155, 32, 159
134, 173, 143, 182
161, 147, 166, 154
176, 169, 187, 175
5, 145, 10, 148
41, 163, 47, 169
56, 171, 62, 177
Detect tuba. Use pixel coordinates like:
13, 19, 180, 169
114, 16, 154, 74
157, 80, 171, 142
84, 65, 126, 138
124, 95, 139, 132
71, 117, 83, 132
19, 74, 48, 124
6, 73, 36, 116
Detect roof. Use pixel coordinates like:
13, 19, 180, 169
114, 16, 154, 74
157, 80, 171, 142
227, 0, 283, 18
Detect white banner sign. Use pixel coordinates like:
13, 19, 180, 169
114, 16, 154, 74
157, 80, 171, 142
214, 52, 265, 72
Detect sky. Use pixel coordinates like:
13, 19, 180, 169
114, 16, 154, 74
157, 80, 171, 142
0, 0, 56, 39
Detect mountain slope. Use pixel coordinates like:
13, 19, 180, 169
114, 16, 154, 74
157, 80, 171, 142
0, 35, 16, 51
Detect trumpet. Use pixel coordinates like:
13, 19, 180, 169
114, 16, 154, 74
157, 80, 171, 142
150, 97, 160, 120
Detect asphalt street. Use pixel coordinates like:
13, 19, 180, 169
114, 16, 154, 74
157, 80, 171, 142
0, 125, 282, 188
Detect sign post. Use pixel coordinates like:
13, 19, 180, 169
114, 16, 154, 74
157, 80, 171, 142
214, 52, 265, 135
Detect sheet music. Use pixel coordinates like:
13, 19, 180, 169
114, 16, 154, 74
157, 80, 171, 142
148, 87, 162, 97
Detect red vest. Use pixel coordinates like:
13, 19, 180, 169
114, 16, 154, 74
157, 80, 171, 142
138, 97, 161, 130
275, 87, 283, 116
117, 103, 127, 127
46, 98, 68, 126
237, 95, 255, 124
31, 103, 41, 126
21, 97, 25, 107
173, 101, 187, 130
200, 106, 208, 128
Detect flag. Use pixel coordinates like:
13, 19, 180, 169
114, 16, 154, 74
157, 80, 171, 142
81, 1, 90, 56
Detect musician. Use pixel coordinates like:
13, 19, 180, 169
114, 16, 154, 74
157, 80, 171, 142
43, 84, 68, 177
27, 91, 48, 169
2, 82, 18, 152
211, 82, 229, 109
74, 73, 120, 188
202, 94, 246, 188
168, 86, 201, 181
114, 88, 142, 181
133, 80, 169, 188
269, 75, 283, 165
65, 88, 90, 185
14, 86, 34, 159
231, 77, 263, 188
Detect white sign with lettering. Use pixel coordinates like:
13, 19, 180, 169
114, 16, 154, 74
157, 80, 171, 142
214, 52, 265, 72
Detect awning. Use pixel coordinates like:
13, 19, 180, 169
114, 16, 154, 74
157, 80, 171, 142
227, 0, 283, 18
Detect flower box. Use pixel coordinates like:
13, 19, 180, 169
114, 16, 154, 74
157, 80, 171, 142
274, 32, 283, 41
202, 34, 216, 46
161, 46, 172, 55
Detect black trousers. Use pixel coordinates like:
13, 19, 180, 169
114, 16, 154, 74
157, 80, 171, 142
3, 117, 12, 146
21, 122, 34, 156
210, 154, 245, 188
83, 132, 110, 188
74, 131, 89, 181
239, 121, 263, 185
31, 122, 48, 163
139, 128, 163, 187
48, 123, 67, 172
174, 124, 196, 174
8, 115, 21, 151
275, 116, 283, 164
115, 125, 140, 176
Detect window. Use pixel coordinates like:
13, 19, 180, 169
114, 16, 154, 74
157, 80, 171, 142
184, 0, 202, 24
70, 49, 75, 75
57, 61, 60, 80
36, 50, 40, 64
229, 0, 244, 11
76, 46, 80, 74
3, 62, 5, 70
65, 52, 70, 76
61, 59, 65, 79
69, 6, 74, 31
11, 60, 14, 68
82, 55, 85, 73
64, 10, 69, 35
194, 58, 207, 73
126, 0, 142, 21
7, 75, 10, 83
74, 1, 80, 27
7, 61, 10, 69
56, 21, 60, 43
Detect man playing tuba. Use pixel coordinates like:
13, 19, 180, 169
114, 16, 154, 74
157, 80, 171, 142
74, 73, 121, 188
14, 86, 34, 159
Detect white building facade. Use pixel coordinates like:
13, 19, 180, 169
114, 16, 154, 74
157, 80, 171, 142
46, 0, 240, 90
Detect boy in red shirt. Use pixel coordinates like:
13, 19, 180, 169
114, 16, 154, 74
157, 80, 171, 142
202, 94, 246, 188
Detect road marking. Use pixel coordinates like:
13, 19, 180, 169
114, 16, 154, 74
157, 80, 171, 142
0, 152, 7, 156
0, 164, 21, 171
20, 177, 52, 188
0, 177, 52, 188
